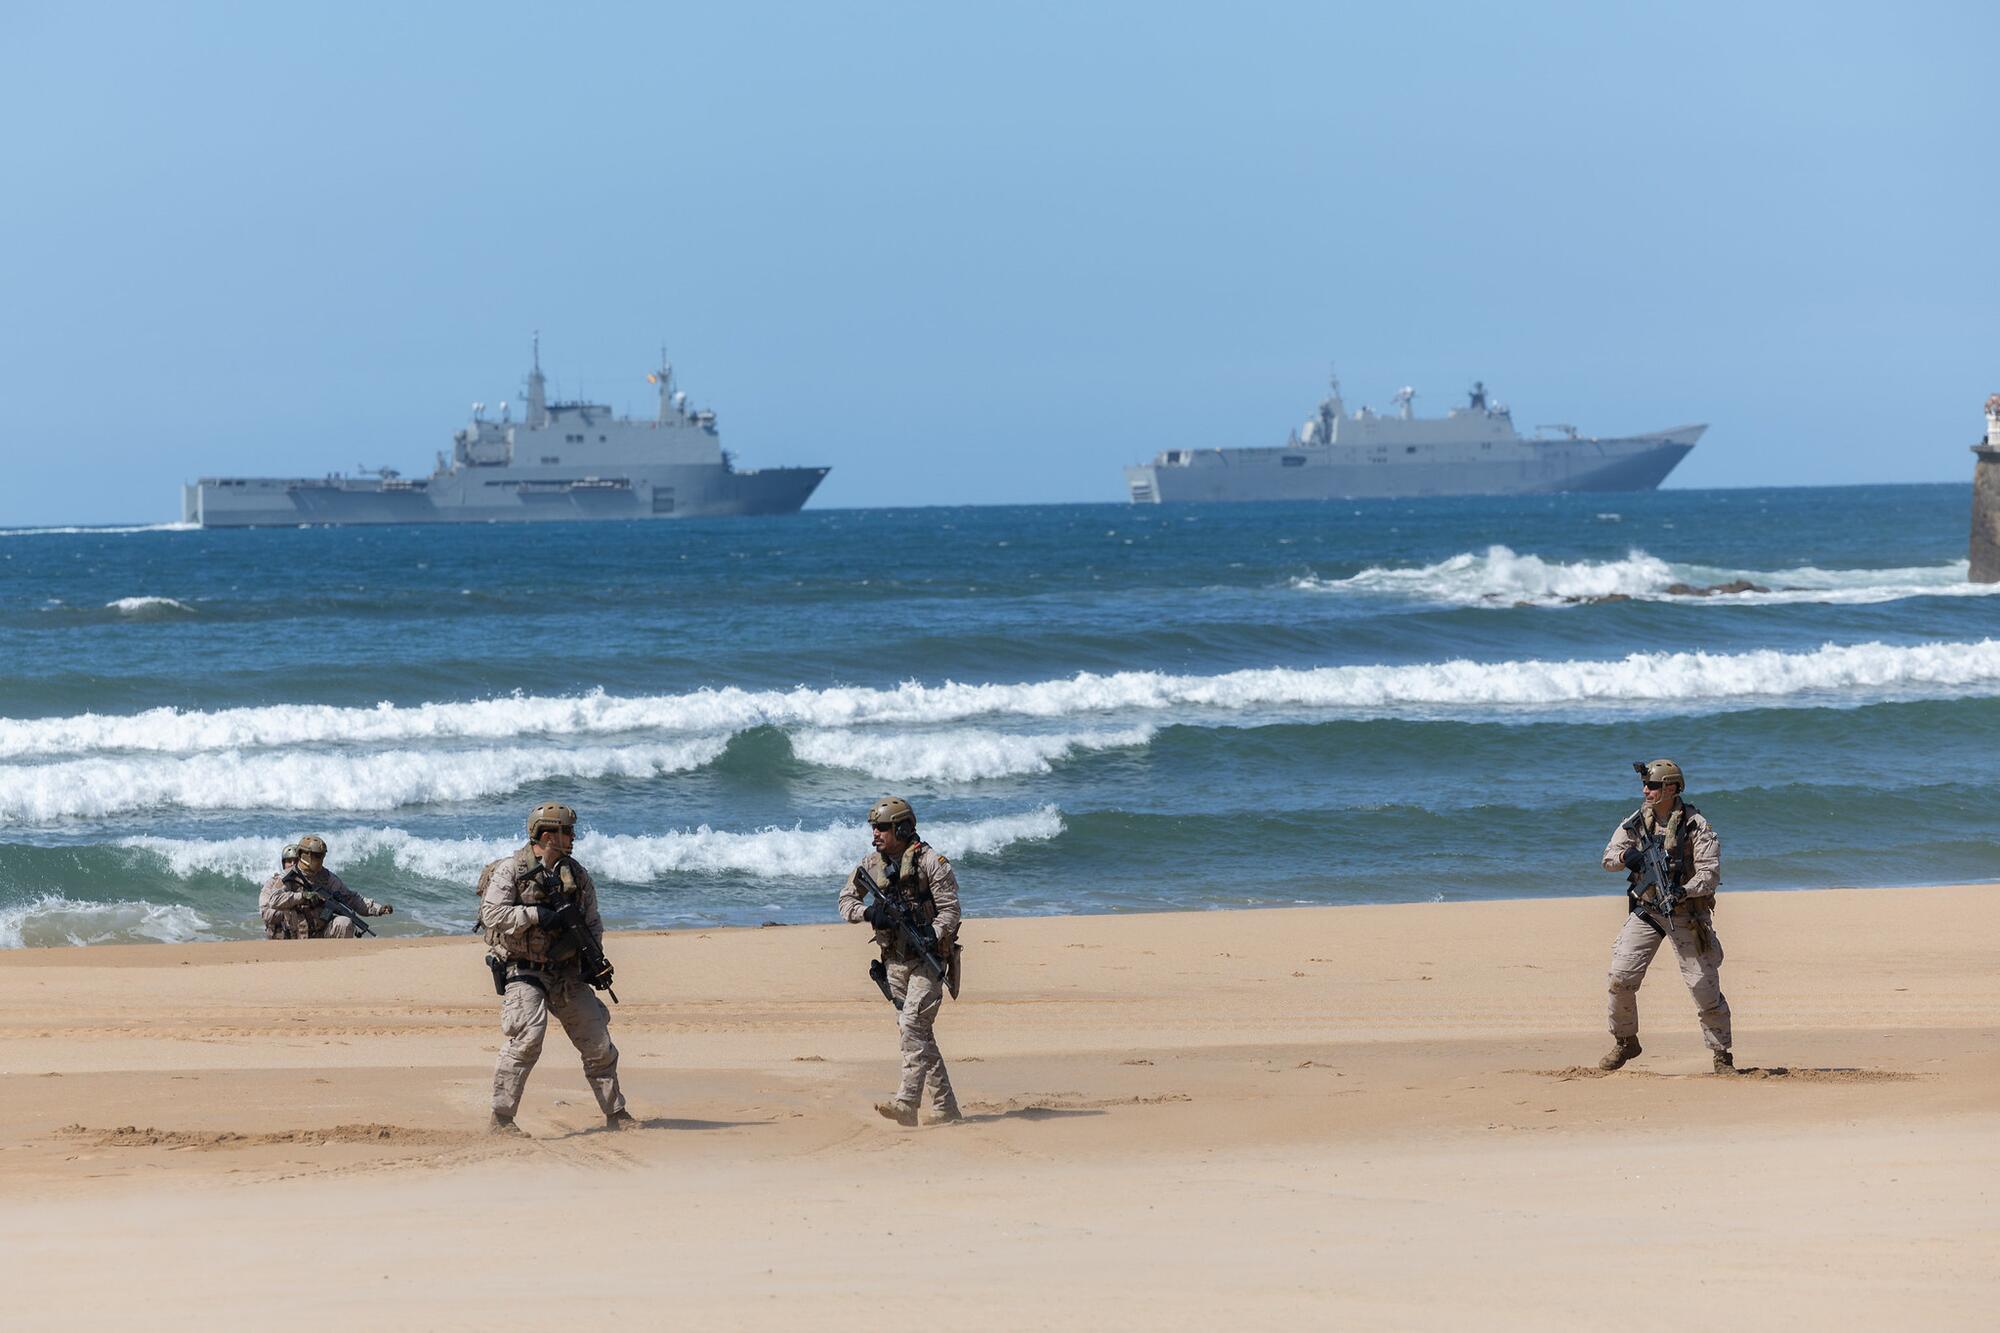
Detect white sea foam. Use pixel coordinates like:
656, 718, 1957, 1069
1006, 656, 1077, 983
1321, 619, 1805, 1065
120, 827, 512, 885
0, 738, 728, 821
1705, 561, 2000, 606
7, 638, 2000, 766
0, 522, 198, 538
119, 806, 1065, 885
0, 894, 216, 948
1299, 546, 1680, 604
790, 726, 1156, 781
106, 596, 196, 615
1293, 545, 2000, 609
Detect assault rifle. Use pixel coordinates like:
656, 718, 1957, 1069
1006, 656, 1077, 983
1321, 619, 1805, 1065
284, 869, 374, 937
550, 898, 618, 1003
1630, 834, 1682, 936
517, 859, 619, 1001
855, 865, 953, 1009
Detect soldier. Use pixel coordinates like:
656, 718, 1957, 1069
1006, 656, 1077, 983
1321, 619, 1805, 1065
838, 796, 963, 1126
1599, 759, 1735, 1074
478, 802, 633, 1136
264, 834, 393, 939
257, 842, 302, 938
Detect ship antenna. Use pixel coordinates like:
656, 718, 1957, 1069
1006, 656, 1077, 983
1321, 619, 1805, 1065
525, 330, 549, 430
655, 343, 675, 423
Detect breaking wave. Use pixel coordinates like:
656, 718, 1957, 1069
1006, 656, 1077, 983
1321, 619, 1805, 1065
0, 522, 198, 538
1294, 546, 1998, 608
0, 894, 217, 948
118, 806, 1065, 885
105, 596, 197, 616
789, 726, 1156, 781
0, 739, 729, 821
7, 639, 2000, 767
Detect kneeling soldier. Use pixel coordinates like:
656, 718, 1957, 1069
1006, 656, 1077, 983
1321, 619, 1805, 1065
479, 802, 633, 1135
839, 796, 963, 1126
265, 834, 393, 938
1599, 759, 1735, 1074
258, 843, 302, 938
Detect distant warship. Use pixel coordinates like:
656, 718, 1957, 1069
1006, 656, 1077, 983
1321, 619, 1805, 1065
1125, 372, 1701, 503
184, 339, 828, 526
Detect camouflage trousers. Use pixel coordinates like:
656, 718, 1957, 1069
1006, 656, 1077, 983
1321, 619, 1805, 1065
1607, 907, 1732, 1053
492, 967, 626, 1119
886, 958, 957, 1114
262, 911, 359, 939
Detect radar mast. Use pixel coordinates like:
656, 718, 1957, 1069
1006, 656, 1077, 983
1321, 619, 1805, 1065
524, 332, 549, 429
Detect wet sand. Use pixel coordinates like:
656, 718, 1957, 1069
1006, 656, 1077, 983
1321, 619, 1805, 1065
2, 885, 1995, 1329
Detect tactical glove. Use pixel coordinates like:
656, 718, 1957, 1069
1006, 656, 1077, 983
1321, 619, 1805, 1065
526, 906, 560, 928
862, 901, 892, 928
1620, 846, 1645, 872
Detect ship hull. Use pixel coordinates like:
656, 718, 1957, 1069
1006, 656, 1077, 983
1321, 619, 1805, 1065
185, 465, 829, 528
1126, 429, 1701, 503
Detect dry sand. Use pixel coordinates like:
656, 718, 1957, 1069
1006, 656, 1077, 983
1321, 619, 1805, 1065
1, 885, 1994, 1329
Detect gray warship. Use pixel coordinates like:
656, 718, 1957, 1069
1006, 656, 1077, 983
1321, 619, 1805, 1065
184, 341, 829, 526
1124, 372, 1702, 503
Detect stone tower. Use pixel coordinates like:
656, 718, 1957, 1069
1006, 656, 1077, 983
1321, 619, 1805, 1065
1973, 394, 2000, 583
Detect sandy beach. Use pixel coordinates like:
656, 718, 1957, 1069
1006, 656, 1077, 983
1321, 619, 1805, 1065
1, 884, 1994, 1329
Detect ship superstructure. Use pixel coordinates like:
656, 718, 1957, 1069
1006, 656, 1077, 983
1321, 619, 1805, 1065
184, 339, 828, 526
1124, 372, 1701, 503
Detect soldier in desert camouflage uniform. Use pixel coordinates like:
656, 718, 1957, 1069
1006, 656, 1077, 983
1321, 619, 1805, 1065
1599, 759, 1735, 1074
258, 842, 302, 938
261, 834, 393, 939
838, 796, 963, 1126
478, 802, 633, 1136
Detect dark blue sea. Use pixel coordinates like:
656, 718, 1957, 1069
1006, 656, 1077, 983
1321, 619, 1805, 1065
3, 484, 1996, 946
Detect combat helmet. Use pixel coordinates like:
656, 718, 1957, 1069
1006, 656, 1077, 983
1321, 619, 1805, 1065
296, 834, 328, 859
867, 796, 916, 838
528, 802, 578, 840
281, 842, 301, 865
1634, 759, 1684, 791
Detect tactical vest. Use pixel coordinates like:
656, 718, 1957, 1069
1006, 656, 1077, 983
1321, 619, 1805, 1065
493, 851, 586, 966
877, 842, 939, 925
1624, 803, 1707, 900
285, 868, 341, 939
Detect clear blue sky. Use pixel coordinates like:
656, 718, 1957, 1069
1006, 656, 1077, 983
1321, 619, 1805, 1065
5, 1, 1997, 524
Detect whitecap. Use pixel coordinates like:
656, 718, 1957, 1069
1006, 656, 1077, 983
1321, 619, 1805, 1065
1293, 545, 2000, 609
118, 806, 1065, 885
0, 738, 729, 821
0, 522, 198, 538
106, 596, 196, 615
790, 725, 1156, 781
9, 639, 2000, 764
1295, 545, 1684, 604
0, 893, 216, 948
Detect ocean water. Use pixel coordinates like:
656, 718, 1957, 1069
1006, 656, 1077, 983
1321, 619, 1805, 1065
3, 485, 1996, 947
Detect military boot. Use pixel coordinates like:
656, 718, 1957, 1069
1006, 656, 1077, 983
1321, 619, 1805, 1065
488, 1113, 527, 1137
874, 1100, 919, 1127
1598, 1039, 1642, 1071
1712, 1051, 1736, 1075
606, 1109, 637, 1131
926, 1106, 966, 1126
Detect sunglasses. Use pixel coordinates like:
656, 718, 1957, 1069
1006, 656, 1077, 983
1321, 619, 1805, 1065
870, 822, 898, 832
1641, 781, 1664, 790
